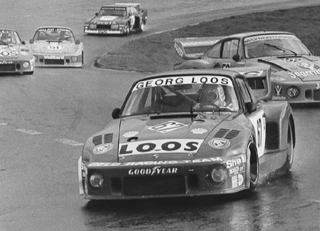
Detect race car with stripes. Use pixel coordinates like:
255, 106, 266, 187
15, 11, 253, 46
78, 68, 295, 200
173, 31, 320, 103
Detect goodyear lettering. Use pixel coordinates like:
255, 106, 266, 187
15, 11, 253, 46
119, 139, 203, 156
128, 166, 178, 175
133, 76, 233, 91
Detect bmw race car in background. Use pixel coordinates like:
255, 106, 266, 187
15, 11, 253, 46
29, 26, 84, 67
84, 3, 148, 35
173, 31, 320, 103
78, 68, 295, 200
0, 29, 34, 75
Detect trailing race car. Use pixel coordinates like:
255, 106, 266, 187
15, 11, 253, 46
173, 31, 320, 103
84, 3, 148, 35
0, 29, 34, 75
29, 26, 84, 67
78, 68, 295, 200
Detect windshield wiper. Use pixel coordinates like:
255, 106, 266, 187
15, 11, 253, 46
263, 43, 297, 56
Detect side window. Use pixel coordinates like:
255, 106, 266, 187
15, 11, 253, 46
206, 43, 222, 58
236, 78, 252, 104
222, 39, 240, 59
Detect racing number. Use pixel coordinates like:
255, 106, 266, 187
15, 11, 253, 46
316, 83, 320, 89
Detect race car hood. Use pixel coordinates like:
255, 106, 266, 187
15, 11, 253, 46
258, 55, 320, 82
30, 41, 79, 54
0, 44, 31, 60
90, 15, 127, 24
84, 112, 248, 164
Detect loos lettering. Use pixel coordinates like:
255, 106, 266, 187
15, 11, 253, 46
128, 166, 178, 176
119, 139, 203, 156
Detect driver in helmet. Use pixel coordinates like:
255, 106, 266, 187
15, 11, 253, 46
1, 32, 12, 44
196, 84, 227, 110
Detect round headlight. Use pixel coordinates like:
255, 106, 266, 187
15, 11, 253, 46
89, 173, 104, 188
111, 24, 119, 30
71, 56, 78, 62
205, 164, 227, 186
22, 62, 30, 68
287, 86, 299, 98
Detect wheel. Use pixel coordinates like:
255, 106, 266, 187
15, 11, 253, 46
283, 123, 294, 171
248, 139, 259, 191
124, 23, 130, 35
139, 21, 145, 32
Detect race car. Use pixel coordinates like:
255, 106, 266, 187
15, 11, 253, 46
29, 26, 84, 67
78, 68, 295, 200
173, 31, 320, 103
84, 3, 148, 35
0, 29, 34, 75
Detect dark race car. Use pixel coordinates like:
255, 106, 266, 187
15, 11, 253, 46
78, 68, 295, 200
84, 3, 147, 35
0, 29, 34, 75
173, 31, 320, 103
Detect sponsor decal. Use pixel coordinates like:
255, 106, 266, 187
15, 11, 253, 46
148, 121, 187, 133
100, 16, 118, 21
44, 55, 64, 59
47, 45, 62, 51
123, 131, 139, 137
93, 143, 113, 155
241, 70, 264, 77
132, 76, 233, 91
231, 174, 244, 188
191, 128, 207, 134
272, 95, 286, 100
244, 35, 299, 44
0, 51, 18, 57
296, 62, 320, 70
0, 60, 13, 64
38, 28, 70, 32
119, 139, 203, 156
208, 138, 230, 149
270, 77, 286, 82
88, 157, 224, 167
287, 87, 299, 98
128, 166, 178, 175
285, 57, 302, 63
274, 84, 282, 95
229, 164, 245, 176
288, 70, 320, 79
173, 42, 184, 57
226, 155, 246, 169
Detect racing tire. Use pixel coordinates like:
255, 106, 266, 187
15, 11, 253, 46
283, 123, 294, 171
248, 139, 259, 191
139, 22, 145, 32
124, 23, 130, 35
82, 51, 84, 65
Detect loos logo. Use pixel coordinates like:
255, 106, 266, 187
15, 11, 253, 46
128, 166, 178, 176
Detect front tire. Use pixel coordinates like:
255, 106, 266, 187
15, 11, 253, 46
283, 123, 294, 171
248, 140, 259, 191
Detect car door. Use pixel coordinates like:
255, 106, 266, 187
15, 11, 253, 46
236, 77, 266, 158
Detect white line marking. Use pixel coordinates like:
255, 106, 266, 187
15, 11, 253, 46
17, 129, 42, 135
55, 138, 84, 146
0, 122, 8, 126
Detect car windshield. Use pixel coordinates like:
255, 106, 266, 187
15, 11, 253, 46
121, 75, 239, 116
99, 7, 126, 17
33, 28, 75, 42
0, 30, 20, 45
244, 34, 311, 58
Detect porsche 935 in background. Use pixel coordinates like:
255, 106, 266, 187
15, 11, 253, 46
84, 3, 148, 35
0, 29, 34, 75
78, 68, 295, 200
29, 26, 83, 67
173, 31, 320, 103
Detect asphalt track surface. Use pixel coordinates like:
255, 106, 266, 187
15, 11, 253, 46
0, 0, 319, 231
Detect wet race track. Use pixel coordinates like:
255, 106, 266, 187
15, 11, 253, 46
0, 0, 319, 230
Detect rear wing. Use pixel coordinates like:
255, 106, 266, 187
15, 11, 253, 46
173, 37, 223, 60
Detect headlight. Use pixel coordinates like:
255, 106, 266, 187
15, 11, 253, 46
205, 164, 227, 186
89, 173, 104, 188
287, 86, 299, 98
89, 24, 97, 29
111, 24, 119, 30
22, 62, 30, 68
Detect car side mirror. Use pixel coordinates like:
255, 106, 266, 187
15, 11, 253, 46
245, 102, 256, 113
75, 40, 80, 45
232, 54, 240, 62
29, 39, 34, 44
112, 108, 121, 119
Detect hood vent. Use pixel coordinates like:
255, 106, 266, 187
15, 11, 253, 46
92, 133, 113, 146
214, 129, 240, 139
92, 135, 102, 146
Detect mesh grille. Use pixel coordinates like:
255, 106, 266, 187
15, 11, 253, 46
44, 59, 64, 65
0, 64, 15, 71
97, 25, 111, 29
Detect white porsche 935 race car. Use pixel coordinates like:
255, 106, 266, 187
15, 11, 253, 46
29, 26, 83, 67
0, 29, 34, 75
78, 67, 295, 200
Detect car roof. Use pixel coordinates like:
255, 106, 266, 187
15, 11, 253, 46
225, 31, 295, 39
35, 26, 72, 30
137, 69, 242, 82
